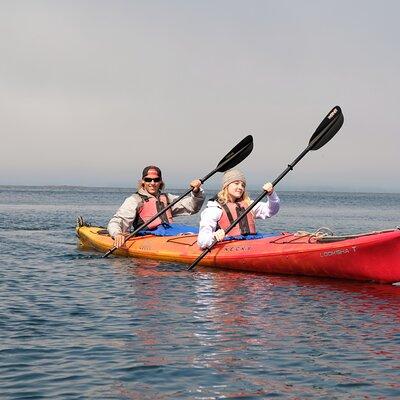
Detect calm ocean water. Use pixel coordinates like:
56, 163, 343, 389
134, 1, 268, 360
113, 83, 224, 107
1, 186, 399, 399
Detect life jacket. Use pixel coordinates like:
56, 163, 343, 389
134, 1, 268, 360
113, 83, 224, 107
217, 200, 256, 236
134, 193, 173, 230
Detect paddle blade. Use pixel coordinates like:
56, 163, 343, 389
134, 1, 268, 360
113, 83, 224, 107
309, 106, 344, 150
216, 135, 254, 172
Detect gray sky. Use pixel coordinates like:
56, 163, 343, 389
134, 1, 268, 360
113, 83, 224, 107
1, 0, 399, 192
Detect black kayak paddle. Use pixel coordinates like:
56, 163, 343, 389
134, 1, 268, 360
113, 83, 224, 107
187, 106, 344, 270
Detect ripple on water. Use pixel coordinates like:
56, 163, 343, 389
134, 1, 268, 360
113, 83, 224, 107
1, 188, 400, 399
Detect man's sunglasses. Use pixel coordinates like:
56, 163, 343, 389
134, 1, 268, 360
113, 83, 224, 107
143, 177, 161, 183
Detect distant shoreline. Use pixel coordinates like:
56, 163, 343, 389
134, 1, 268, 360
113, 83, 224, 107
0, 184, 399, 195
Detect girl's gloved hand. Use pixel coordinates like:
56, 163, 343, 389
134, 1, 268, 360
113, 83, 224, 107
213, 229, 226, 242
263, 182, 274, 195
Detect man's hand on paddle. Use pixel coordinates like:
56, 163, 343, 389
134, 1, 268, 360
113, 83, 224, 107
114, 233, 128, 248
190, 179, 202, 194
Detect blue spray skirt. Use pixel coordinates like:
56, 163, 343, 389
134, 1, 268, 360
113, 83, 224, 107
137, 223, 278, 240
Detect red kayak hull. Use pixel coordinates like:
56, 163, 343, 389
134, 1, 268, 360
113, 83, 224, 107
77, 225, 400, 283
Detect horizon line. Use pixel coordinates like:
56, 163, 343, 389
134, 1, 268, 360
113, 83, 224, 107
0, 184, 399, 195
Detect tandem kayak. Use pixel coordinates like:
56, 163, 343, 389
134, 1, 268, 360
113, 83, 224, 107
76, 219, 400, 284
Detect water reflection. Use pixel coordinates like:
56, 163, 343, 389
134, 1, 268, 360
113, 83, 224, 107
109, 261, 400, 398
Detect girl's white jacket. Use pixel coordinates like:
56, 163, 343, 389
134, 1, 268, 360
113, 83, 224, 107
197, 191, 280, 249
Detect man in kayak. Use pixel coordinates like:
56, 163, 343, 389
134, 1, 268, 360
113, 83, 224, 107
108, 165, 205, 248
197, 169, 280, 249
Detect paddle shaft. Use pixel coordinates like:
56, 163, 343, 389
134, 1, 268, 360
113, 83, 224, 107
187, 132, 327, 269
103, 144, 251, 258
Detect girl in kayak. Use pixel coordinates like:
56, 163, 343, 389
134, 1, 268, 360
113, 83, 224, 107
108, 165, 205, 248
197, 169, 280, 249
